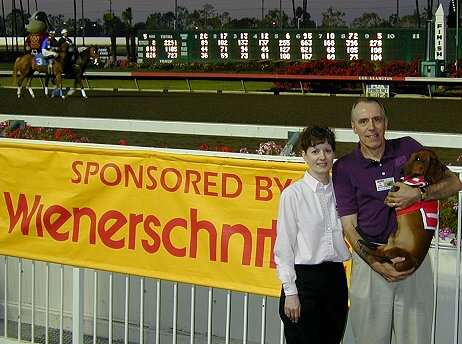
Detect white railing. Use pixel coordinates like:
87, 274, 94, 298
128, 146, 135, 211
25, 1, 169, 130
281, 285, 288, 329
0, 115, 461, 344
0, 37, 128, 47
1, 114, 462, 150
3, 70, 462, 88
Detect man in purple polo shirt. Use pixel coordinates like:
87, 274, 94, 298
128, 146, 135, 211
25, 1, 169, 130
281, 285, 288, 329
332, 98, 462, 344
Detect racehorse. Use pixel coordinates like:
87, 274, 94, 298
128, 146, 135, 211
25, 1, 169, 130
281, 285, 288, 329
63, 45, 100, 98
13, 43, 66, 98
13, 43, 100, 99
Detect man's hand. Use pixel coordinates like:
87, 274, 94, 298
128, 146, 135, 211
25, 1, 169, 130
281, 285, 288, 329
384, 182, 420, 209
371, 256, 415, 282
284, 294, 301, 323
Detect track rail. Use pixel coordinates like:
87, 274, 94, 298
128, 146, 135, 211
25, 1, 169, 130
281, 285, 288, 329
2, 69, 462, 83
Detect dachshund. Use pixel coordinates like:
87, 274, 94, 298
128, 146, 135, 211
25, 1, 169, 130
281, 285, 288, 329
358, 149, 446, 272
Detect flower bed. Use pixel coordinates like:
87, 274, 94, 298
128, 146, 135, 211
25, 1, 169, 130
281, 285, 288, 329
199, 140, 284, 155
133, 59, 422, 78
0, 121, 89, 143
447, 60, 462, 78
274, 59, 421, 92
439, 195, 460, 246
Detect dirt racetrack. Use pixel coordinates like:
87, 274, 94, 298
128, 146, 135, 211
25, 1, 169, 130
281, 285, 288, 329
0, 88, 460, 162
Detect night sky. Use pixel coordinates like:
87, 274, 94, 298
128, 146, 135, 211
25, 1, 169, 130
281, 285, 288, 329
6, 0, 452, 24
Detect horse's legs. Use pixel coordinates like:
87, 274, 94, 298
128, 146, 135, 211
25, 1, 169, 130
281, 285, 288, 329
44, 74, 50, 97
78, 75, 87, 98
14, 56, 37, 99
26, 76, 35, 98
71, 68, 87, 98
56, 74, 64, 99
17, 73, 34, 99
67, 88, 75, 97
13, 59, 22, 98
17, 81, 22, 98
73, 66, 87, 98
66, 74, 76, 98
50, 65, 63, 98
16, 73, 25, 98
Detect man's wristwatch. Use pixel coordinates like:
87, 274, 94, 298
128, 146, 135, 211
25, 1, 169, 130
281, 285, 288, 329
419, 185, 428, 201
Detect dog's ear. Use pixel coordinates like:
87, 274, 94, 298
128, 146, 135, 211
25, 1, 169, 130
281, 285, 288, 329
425, 150, 445, 184
402, 151, 417, 176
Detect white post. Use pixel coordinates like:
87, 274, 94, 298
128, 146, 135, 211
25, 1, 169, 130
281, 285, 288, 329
434, 4, 446, 62
454, 184, 462, 344
72, 268, 84, 344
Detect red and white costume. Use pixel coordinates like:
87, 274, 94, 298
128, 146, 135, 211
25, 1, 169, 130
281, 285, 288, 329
396, 176, 439, 230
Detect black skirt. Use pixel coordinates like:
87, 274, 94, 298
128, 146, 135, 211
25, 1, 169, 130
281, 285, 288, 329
279, 262, 349, 344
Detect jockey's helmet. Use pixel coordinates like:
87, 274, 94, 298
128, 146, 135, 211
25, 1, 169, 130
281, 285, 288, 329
61, 29, 68, 35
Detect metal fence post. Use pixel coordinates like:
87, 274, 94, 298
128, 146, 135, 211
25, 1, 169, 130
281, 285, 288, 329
72, 268, 84, 344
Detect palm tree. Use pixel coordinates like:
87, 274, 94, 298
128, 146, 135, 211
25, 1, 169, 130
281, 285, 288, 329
81, 0, 85, 46
18, 0, 25, 51
121, 7, 133, 61
261, 0, 264, 21
1, 0, 8, 52
73, 0, 77, 43
291, 0, 296, 20
12, 0, 19, 51
173, 0, 177, 30
416, 0, 421, 27
427, 0, 434, 20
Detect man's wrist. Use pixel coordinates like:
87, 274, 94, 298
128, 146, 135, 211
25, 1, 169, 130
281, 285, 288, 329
419, 185, 428, 201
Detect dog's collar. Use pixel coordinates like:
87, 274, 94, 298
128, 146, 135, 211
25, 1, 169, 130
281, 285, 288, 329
401, 176, 427, 187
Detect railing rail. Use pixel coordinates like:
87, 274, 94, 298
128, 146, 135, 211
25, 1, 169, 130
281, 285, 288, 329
2, 69, 462, 84
1, 114, 462, 150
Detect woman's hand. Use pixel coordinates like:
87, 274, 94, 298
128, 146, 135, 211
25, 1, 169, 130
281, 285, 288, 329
284, 294, 301, 323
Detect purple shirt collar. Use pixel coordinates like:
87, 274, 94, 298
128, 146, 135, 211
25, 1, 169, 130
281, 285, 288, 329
354, 140, 396, 167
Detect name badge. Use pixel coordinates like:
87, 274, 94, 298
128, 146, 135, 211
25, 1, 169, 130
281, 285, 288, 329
375, 177, 395, 192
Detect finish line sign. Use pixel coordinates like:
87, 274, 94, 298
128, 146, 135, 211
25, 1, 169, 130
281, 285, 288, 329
0, 140, 306, 296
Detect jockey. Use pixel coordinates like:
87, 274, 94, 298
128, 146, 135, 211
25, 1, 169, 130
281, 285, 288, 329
40, 30, 59, 65
48, 30, 59, 49
58, 28, 74, 46
59, 28, 78, 70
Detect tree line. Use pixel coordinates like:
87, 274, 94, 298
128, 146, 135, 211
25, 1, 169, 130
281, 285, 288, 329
2, 2, 461, 37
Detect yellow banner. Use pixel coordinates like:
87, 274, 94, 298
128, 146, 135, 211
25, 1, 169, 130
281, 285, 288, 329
0, 141, 310, 296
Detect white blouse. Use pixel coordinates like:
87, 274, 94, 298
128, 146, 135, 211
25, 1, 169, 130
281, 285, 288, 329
274, 172, 351, 295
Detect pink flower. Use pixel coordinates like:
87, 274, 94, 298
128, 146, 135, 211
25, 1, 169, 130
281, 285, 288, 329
256, 141, 283, 155
439, 228, 453, 240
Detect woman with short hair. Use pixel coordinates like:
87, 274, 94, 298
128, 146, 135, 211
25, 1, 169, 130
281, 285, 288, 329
274, 125, 350, 344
